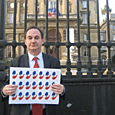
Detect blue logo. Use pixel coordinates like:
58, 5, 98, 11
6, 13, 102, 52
12, 81, 16, 85
32, 81, 38, 89
32, 92, 37, 100
19, 71, 25, 79
18, 92, 24, 100
45, 92, 50, 100
26, 71, 31, 79
38, 92, 44, 100
45, 82, 50, 90
33, 71, 38, 79
52, 92, 57, 100
39, 71, 44, 79
25, 81, 31, 90
25, 92, 31, 100
39, 81, 44, 90
52, 82, 55, 85
52, 72, 58, 80
12, 70, 18, 79
19, 81, 24, 90
45, 71, 51, 79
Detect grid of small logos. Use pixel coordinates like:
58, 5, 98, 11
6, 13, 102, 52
9, 67, 61, 104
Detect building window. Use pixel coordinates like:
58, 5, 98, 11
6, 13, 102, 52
74, 30, 78, 41
48, 1, 56, 9
9, 13, 14, 23
83, 14, 87, 24
63, 30, 66, 41
83, 47, 88, 56
22, 13, 25, 23
60, 0, 62, 5
101, 46, 106, 51
102, 58, 106, 65
84, 34, 87, 41
10, 3, 14, 8
69, 2, 72, 13
100, 35, 105, 42
113, 25, 115, 30
83, 1, 87, 8
23, 3, 25, 8
113, 34, 115, 41
7, 46, 12, 58
65, 28, 74, 53
37, 3, 40, 14
20, 46, 24, 55
48, 1, 56, 17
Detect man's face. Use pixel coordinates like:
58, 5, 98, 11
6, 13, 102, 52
25, 28, 44, 53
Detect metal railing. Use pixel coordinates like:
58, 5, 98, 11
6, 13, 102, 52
1, 0, 115, 115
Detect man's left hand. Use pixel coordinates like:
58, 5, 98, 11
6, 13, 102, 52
51, 84, 64, 95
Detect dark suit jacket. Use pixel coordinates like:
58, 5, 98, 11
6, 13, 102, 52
7, 53, 63, 115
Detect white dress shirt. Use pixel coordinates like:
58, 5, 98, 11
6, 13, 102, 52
28, 51, 44, 69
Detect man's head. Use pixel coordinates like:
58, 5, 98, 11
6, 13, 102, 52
24, 25, 44, 55
24, 25, 43, 39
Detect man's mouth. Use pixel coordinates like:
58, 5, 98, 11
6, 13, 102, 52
31, 45, 36, 47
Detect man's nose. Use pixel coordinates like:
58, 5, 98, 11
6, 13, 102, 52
31, 37, 36, 42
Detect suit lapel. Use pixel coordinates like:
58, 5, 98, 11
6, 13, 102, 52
20, 53, 29, 67
24, 53, 29, 67
43, 53, 50, 68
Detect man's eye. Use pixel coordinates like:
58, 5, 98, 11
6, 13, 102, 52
28, 37, 32, 40
35, 37, 39, 39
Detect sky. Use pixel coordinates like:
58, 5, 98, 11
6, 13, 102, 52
99, 0, 115, 22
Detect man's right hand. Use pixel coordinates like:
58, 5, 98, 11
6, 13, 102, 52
2, 85, 18, 96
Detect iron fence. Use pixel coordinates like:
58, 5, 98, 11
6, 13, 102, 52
1, 0, 115, 115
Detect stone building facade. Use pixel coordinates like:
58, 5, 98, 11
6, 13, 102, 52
5, 0, 99, 74
100, 6, 115, 66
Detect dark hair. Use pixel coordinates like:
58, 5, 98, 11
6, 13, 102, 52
24, 25, 44, 39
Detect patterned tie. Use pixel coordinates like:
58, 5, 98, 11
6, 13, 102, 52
32, 57, 43, 115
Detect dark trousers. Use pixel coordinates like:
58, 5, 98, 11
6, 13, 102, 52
30, 109, 46, 115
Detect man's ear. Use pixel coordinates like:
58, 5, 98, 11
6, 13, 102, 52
24, 39, 27, 45
42, 38, 45, 44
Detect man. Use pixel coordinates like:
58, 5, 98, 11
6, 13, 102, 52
2, 26, 65, 115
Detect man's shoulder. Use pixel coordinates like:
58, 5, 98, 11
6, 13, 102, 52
42, 53, 60, 68
12, 53, 28, 61
10, 53, 28, 66
43, 53, 59, 61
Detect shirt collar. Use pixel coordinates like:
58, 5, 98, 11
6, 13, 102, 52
28, 51, 43, 61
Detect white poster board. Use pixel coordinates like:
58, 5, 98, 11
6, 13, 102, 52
9, 67, 61, 105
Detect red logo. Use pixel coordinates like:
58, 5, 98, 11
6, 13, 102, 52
12, 95, 17, 100
39, 95, 44, 100
26, 74, 31, 79
19, 74, 25, 79
32, 85, 38, 89
52, 75, 58, 80
19, 85, 24, 90
39, 75, 44, 79
45, 95, 50, 100
25, 95, 31, 100
39, 85, 44, 90
12, 74, 18, 79
18, 92, 24, 100
52, 95, 57, 100
19, 95, 24, 100
33, 74, 38, 79
32, 95, 37, 100
46, 75, 51, 80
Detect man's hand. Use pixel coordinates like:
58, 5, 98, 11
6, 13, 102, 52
2, 85, 18, 96
51, 84, 64, 95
